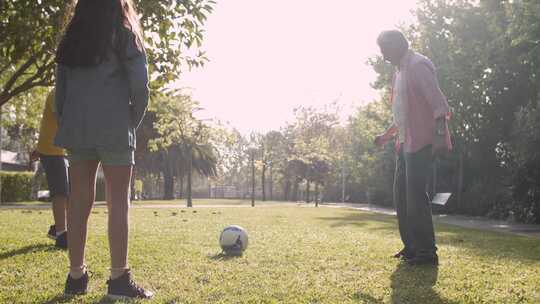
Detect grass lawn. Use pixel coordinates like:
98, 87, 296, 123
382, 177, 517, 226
130, 199, 292, 206
0, 203, 539, 303
2, 198, 288, 207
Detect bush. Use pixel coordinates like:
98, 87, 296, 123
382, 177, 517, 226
508, 100, 540, 224
0, 171, 34, 202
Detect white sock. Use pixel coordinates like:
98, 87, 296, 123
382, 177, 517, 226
69, 265, 86, 279
111, 267, 128, 280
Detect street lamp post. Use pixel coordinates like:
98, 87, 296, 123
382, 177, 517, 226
251, 149, 255, 207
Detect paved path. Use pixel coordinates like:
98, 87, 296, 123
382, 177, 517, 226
322, 202, 540, 238
2, 201, 539, 238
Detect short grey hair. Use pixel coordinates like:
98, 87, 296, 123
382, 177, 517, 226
377, 30, 409, 51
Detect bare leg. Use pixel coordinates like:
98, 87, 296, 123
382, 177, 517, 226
102, 165, 132, 278
51, 195, 68, 232
67, 160, 99, 275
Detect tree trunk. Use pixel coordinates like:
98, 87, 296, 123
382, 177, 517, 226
261, 163, 266, 201
163, 164, 175, 200
251, 155, 255, 207
269, 165, 273, 201
315, 183, 319, 207
130, 165, 136, 201
179, 174, 184, 199
306, 180, 311, 203
292, 179, 299, 201
187, 148, 193, 207
0, 109, 3, 204
283, 178, 290, 201
457, 152, 464, 212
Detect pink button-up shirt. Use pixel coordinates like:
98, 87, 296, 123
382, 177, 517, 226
390, 50, 452, 153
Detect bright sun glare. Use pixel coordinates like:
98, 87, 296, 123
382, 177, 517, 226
176, 0, 418, 133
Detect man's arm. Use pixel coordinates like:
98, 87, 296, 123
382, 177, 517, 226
411, 62, 450, 120
412, 61, 451, 153
375, 124, 398, 147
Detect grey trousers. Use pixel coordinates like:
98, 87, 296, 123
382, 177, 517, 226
393, 144, 437, 257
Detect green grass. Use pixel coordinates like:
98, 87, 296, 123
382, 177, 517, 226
2, 198, 290, 207
131, 198, 292, 206
0, 203, 539, 303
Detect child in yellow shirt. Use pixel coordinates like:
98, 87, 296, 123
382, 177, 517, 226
30, 89, 69, 249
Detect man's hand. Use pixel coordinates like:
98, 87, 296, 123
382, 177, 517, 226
432, 117, 449, 155
374, 134, 389, 147
30, 150, 40, 162
374, 125, 397, 148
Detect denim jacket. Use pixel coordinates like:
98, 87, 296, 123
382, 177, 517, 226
54, 33, 149, 151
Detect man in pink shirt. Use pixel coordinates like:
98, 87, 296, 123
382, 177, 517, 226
374, 30, 452, 266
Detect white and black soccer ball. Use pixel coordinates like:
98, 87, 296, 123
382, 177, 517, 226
219, 225, 248, 256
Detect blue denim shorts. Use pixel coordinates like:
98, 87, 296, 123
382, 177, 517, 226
39, 154, 70, 197
68, 148, 134, 166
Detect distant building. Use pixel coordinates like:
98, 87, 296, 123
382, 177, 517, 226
1, 150, 29, 172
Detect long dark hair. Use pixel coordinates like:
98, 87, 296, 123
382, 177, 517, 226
55, 0, 144, 67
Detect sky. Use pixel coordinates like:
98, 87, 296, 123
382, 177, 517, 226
175, 0, 418, 134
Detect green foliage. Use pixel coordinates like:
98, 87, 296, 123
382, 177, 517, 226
138, 91, 217, 200
346, 98, 394, 205
508, 99, 540, 223
149, 91, 217, 177
361, 0, 540, 219
138, 0, 216, 88
0, 0, 215, 105
285, 105, 340, 200
0, 0, 66, 105
1, 87, 48, 152
0, 171, 33, 202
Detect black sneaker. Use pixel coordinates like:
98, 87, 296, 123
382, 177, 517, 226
55, 231, 68, 250
406, 254, 439, 266
64, 271, 89, 295
107, 270, 154, 300
47, 225, 56, 240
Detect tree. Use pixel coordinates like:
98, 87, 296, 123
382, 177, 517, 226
1, 88, 47, 157
0, 0, 215, 106
283, 105, 339, 202
346, 99, 394, 205
261, 130, 286, 201
148, 92, 217, 205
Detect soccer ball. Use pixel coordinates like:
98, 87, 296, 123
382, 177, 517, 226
219, 225, 248, 256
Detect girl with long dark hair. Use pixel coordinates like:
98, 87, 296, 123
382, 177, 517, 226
55, 0, 152, 298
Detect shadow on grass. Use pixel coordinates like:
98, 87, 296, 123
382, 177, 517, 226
208, 252, 242, 261
388, 263, 457, 304
0, 243, 58, 261
352, 292, 384, 303
318, 211, 540, 263
317, 212, 396, 230
40, 294, 73, 304
351, 263, 452, 304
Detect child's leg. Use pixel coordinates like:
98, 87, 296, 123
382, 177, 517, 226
52, 196, 68, 232
102, 164, 132, 279
41, 155, 69, 233
67, 159, 99, 277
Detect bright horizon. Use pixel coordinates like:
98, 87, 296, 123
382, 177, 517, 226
175, 1, 418, 134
